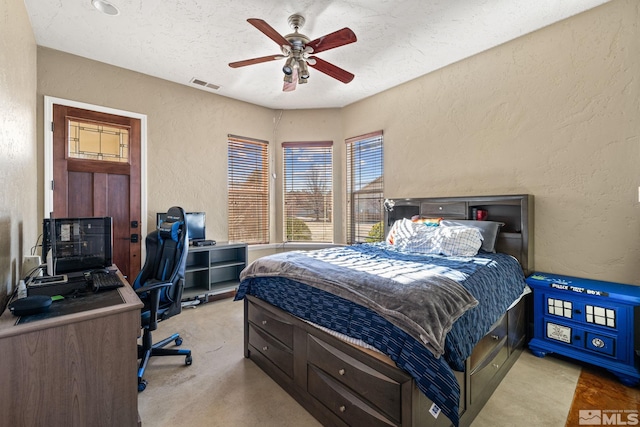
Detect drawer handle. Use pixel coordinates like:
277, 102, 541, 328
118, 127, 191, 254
492, 363, 500, 369
262, 346, 268, 352
338, 369, 346, 376
491, 335, 499, 340
262, 320, 268, 325
339, 405, 346, 413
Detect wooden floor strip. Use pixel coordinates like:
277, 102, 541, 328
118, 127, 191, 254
565, 366, 640, 427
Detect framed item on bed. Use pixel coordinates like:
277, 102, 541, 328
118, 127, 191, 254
235, 194, 533, 427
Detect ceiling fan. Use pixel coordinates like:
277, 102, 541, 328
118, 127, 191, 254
229, 14, 357, 92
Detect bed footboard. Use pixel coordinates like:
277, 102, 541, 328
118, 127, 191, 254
244, 294, 528, 427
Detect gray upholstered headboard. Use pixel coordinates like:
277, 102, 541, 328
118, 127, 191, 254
383, 194, 534, 275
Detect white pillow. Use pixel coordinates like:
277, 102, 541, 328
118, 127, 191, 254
433, 226, 483, 257
386, 218, 416, 246
400, 225, 482, 257
440, 220, 503, 253
402, 224, 440, 254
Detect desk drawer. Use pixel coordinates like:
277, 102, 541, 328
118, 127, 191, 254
248, 324, 293, 378
307, 335, 402, 422
308, 365, 398, 427
248, 300, 294, 349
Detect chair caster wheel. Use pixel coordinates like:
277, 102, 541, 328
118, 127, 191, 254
138, 379, 147, 392
175, 337, 183, 346
185, 355, 193, 366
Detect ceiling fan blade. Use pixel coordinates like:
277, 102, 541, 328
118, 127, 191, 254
229, 55, 285, 68
283, 68, 298, 92
247, 18, 291, 48
307, 56, 354, 83
306, 28, 357, 54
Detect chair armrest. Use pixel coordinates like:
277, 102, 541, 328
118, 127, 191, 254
135, 280, 171, 294
136, 280, 172, 331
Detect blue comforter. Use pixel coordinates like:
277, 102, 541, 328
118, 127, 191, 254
239, 244, 479, 358
235, 243, 526, 426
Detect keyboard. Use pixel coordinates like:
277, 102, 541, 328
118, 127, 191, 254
91, 272, 124, 292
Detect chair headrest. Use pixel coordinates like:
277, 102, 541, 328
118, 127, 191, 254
158, 206, 185, 242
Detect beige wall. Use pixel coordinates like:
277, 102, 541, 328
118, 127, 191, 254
271, 109, 345, 243
343, 0, 640, 285
0, 0, 38, 308
36, 48, 277, 241
31, 0, 640, 285
36, 49, 347, 247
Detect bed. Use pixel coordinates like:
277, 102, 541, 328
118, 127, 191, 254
234, 194, 533, 427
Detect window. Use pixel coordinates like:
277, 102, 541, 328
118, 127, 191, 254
346, 131, 384, 244
67, 119, 130, 163
227, 135, 269, 244
283, 141, 333, 242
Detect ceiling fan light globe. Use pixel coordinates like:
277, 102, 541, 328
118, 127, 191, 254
298, 59, 310, 79
283, 56, 297, 75
92, 0, 119, 15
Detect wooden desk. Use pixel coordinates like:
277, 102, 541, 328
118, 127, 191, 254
0, 274, 143, 427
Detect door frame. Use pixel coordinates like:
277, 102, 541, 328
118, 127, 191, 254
43, 96, 148, 256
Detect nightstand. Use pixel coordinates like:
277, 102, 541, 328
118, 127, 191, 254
526, 272, 640, 386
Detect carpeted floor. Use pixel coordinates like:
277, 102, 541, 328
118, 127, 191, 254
565, 365, 640, 427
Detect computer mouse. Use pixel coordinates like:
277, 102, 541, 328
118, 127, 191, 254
91, 268, 110, 275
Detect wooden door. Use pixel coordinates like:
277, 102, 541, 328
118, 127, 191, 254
52, 105, 142, 281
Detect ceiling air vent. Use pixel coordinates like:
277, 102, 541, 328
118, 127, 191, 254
190, 77, 221, 91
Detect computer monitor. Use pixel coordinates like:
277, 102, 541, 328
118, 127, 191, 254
42, 217, 113, 275
156, 211, 206, 242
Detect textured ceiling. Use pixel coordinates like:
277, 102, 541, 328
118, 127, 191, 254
24, 0, 609, 110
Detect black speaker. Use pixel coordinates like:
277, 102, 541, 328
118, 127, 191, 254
9, 295, 52, 316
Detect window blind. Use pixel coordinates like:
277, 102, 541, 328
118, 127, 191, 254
282, 141, 333, 243
346, 131, 384, 244
227, 135, 269, 244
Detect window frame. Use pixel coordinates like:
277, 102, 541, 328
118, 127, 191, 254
282, 141, 334, 243
346, 130, 384, 244
227, 134, 269, 244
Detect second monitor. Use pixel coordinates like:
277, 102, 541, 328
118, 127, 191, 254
157, 211, 206, 244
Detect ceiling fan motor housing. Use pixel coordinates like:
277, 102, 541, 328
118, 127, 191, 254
282, 15, 311, 76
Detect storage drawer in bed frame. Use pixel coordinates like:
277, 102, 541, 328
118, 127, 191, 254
307, 334, 403, 424
469, 314, 508, 372
244, 294, 528, 427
